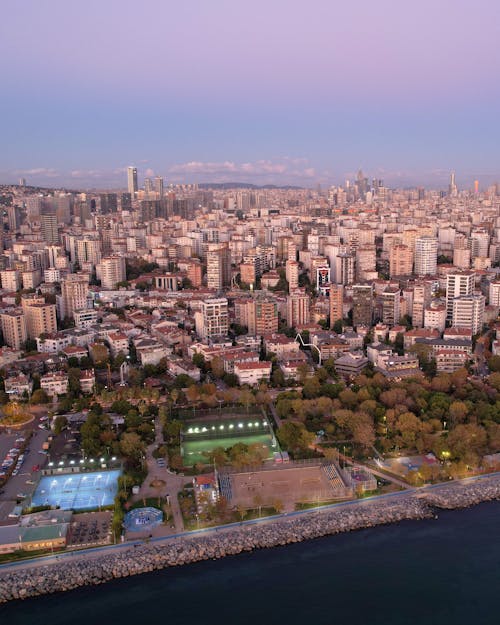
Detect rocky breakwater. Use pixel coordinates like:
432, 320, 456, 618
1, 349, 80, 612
0, 496, 431, 603
422, 474, 500, 510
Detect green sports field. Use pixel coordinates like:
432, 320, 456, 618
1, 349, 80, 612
181, 433, 277, 466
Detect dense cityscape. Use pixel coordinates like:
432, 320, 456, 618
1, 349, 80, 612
0, 170, 499, 568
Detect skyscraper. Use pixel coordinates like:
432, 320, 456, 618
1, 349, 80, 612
449, 172, 458, 197
127, 166, 138, 195
154, 176, 164, 197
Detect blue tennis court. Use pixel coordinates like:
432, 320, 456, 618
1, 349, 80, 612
31, 470, 121, 511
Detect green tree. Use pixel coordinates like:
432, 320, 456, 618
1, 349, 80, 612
276, 421, 315, 452
30, 389, 49, 404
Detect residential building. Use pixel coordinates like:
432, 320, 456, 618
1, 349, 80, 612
59, 274, 89, 320
329, 284, 343, 328
286, 289, 310, 327
414, 237, 438, 276
452, 295, 485, 335
446, 271, 475, 321
389, 244, 413, 277
40, 371, 69, 397
195, 298, 229, 341
234, 361, 272, 385
0, 311, 27, 350
207, 243, 231, 291
97, 256, 126, 290
352, 284, 373, 327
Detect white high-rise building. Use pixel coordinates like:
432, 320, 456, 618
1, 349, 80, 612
446, 271, 475, 321
195, 298, 229, 341
127, 166, 138, 195
97, 256, 126, 289
414, 237, 438, 276
452, 295, 485, 335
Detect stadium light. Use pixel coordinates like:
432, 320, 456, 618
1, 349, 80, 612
229, 424, 234, 429
90, 459, 94, 463
219, 425, 224, 430
188, 428, 193, 434
70, 460, 75, 465
79, 460, 84, 464
254, 422, 259, 427
211, 426, 216, 431
248, 423, 253, 427
48, 462, 54, 467
238, 423, 243, 429
58, 461, 64, 466
111, 456, 116, 461
100, 458, 105, 462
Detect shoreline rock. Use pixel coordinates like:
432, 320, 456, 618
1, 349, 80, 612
1, 475, 500, 604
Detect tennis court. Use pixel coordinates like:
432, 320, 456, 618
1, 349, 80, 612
31, 470, 121, 511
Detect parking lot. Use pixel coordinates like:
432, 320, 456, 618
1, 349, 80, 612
0, 419, 50, 522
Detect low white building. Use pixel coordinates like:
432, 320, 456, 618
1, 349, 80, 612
234, 361, 272, 385
36, 333, 73, 354
40, 371, 69, 397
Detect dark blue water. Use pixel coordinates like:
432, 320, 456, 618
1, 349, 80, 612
2, 502, 500, 625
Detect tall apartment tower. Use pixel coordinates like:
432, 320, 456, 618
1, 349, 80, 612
446, 271, 475, 321
97, 256, 126, 289
76, 237, 102, 268
24, 303, 57, 340
247, 296, 279, 336
0, 311, 27, 350
154, 176, 164, 197
329, 284, 344, 328
452, 295, 485, 335
414, 237, 438, 276
127, 166, 138, 195
59, 274, 89, 320
335, 252, 355, 285
207, 243, 231, 291
285, 260, 299, 291
389, 244, 413, 277
352, 284, 373, 327
195, 298, 229, 341
40, 213, 59, 244
286, 289, 310, 327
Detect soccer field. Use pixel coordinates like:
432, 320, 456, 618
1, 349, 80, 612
181, 433, 277, 466
31, 470, 121, 511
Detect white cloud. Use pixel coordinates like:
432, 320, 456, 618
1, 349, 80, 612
14, 167, 60, 178
167, 158, 318, 184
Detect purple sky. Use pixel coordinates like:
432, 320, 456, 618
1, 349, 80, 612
1, 0, 500, 188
